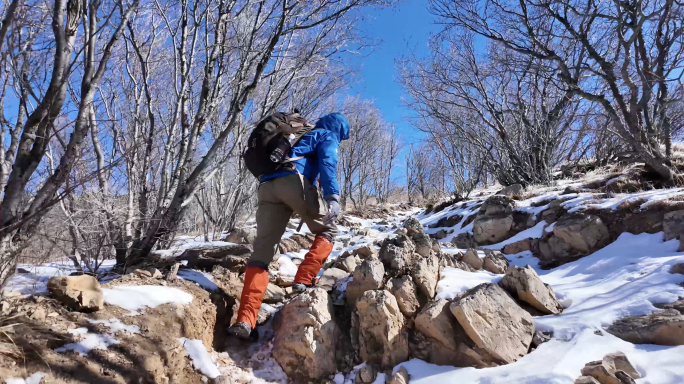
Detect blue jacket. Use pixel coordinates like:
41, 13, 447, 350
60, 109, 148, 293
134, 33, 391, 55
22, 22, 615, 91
261, 113, 350, 197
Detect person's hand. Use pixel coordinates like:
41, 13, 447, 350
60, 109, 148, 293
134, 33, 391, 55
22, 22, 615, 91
323, 195, 340, 224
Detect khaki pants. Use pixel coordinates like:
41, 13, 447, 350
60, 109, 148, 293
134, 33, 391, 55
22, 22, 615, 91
249, 174, 337, 268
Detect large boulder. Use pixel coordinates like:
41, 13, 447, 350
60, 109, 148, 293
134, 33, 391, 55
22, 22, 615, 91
499, 265, 563, 315
605, 309, 684, 345
579, 352, 640, 384
386, 276, 422, 317
354, 244, 379, 259
273, 288, 340, 381
413, 299, 497, 367
553, 213, 610, 254
47, 275, 104, 312
450, 283, 534, 364
411, 232, 433, 257
461, 249, 484, 270
346, 258, 385, 306
412, 254, 440, 299
482, 250, 509, 274
336, 255, 362, 273
355, 290, 409, 368
503, 238, 532, 254
473, 196, 516, 245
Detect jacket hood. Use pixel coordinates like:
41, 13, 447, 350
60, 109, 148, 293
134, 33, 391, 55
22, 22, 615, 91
315, 113, 350, 141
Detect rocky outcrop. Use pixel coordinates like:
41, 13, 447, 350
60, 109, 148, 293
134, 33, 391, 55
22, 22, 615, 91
578, 352, 640, 384
605, 309, 684, 345
499, 266, 563, 315
428, 214, 463, 228
273, 288, 340, 381
47, 275, 103, 312
412, 254, 440, 299
355, 290, 409, 368
473, 196, 516, 245
482, 250, 509, 274
553, 213, 610, 254
450, 283, 534, 364
346, 258, 385, 305
386, 276, 421, 317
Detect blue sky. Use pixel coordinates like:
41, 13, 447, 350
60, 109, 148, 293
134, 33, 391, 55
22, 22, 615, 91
345, 0, 440, 144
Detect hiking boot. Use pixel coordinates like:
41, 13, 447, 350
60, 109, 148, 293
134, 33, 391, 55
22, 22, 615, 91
228, 322, 253, 340
292, 282, 308, 293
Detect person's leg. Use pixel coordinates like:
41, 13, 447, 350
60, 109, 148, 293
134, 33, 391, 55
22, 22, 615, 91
276, 174, 338, 288
232, 182, 291, 338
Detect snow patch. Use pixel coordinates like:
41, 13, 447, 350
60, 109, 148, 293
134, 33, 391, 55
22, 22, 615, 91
178, 338, 221, 379
89, 318, 140, 334
102, 285, 193, 315
436, 268, 503, 300
5, 372, 47, 384
56, 332, 119, 355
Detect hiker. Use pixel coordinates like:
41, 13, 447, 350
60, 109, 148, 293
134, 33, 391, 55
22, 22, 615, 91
229, 112, 350, 340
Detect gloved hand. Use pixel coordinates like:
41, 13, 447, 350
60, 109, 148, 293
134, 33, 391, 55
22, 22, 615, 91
323, 195, 340, 224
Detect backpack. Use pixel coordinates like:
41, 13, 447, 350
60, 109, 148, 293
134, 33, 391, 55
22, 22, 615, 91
243, 111, 315, 179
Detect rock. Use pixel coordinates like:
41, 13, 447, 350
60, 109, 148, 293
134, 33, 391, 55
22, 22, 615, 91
482, 250, 509, 274
480, 195, 515, 216
531, 331, 553, 348
411, 232, 433, 257
432, 239, 442, 253
473, 215, 514, 245
431, 229, 448, 240
386, 276, 421, 317
180, 244, 252, 272
605, 309, 684, 345
355, 290, 409, 368
30, 307, 46, 321
663, 210, 684, 241
263, 283, 286, 303
388, 367, 410, 384
380, 236, 417, 273
145, 267, 163, 279
412, 254, 440, 299
461, 249, 483, 270
403, 216, 423, 234
603, 352, 640, 379
413, 299, 496, 367
356, 365, 376, 383
354, 244, 379, 259
428, 214, 463, 229
541, 200, 568, 223
47, 275, 103, 312
356, 228, 379, 238
450, 283, 534, 363
503, 238, 532, 254
580, 356, 638, 384
226, 227, 257, 244
671, 263, 684, 275
166, 263, 180, 281
273, 288, 340, 381
134, 269, 153, 278
453, 232, 477, 249
499, 265, 563, 315
499, 184, 524, 196
256, 304, 276, 325
659, 297, 684, 313
553, 213, 610, 254
394, 228, 408, 236
575, 376, 601, 384
336, 255, 362, 273
346, 258, 385, 306
319, 268, 350, 291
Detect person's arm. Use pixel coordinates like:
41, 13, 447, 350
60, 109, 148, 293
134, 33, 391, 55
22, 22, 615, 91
315, 134, 340, 199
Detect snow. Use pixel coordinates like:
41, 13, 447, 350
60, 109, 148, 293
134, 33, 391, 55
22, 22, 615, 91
3, 259, 116, 296
102, 285, 193, 314
5, 372, 47, 384
178, 338, 221, 379
56, 332, 120, 355
89, 318, 140, 334
178, 269, 219, 291
436, 268, 503, 300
